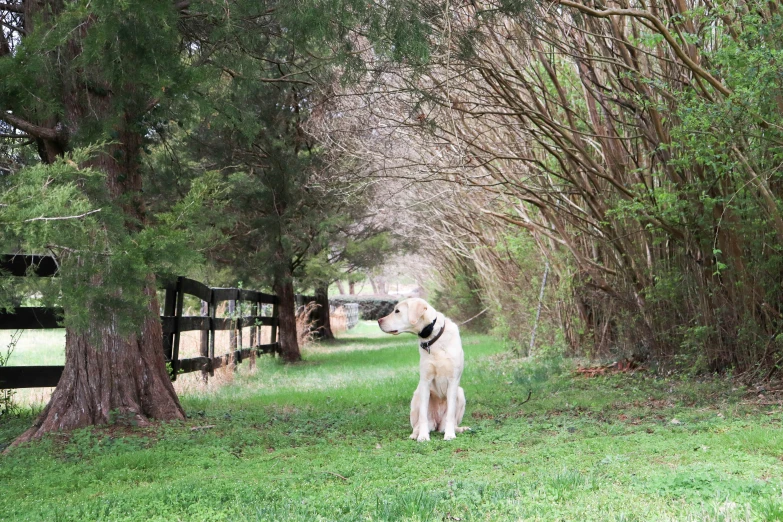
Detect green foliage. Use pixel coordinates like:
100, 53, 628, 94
0, 0, 437, 340
0, 149, 221, 334
0, 0, 188, 145
489, 228, 569, 355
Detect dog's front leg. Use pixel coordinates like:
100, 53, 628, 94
415, 380, 431, 442
443, 379, 460, 440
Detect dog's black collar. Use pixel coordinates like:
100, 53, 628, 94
419, 317, 437, 339
419, 317, 445, 354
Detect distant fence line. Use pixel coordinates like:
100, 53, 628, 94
0, 254, 337, 389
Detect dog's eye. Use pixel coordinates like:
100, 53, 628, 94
395, 309, 399, 313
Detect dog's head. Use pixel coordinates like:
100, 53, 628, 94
378, 298, 435, 335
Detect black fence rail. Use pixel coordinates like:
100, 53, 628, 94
0, 254, 317, 389
162, 276, 281, 381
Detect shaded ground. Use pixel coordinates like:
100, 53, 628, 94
0, 322, 782, 521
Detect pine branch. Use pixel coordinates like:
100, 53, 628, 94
0, 112, 60, 141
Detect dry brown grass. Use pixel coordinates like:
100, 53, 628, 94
296, 301, 320, 347
176, 326, 273, 358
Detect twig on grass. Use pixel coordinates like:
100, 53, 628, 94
322, 471, 348, 481
458, 308, 488, 326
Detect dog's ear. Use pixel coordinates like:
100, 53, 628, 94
408, 300, 428, 325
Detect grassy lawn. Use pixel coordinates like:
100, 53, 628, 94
1, 322, 782, 521
0, 329, 65, 366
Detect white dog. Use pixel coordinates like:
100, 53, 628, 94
378, 298, 468, 441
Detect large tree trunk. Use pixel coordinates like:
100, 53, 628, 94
14, 285, 184, 445
274, 276, 301, 362
314, 285, 334, 340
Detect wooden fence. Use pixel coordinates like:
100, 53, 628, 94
0, 254, 317, 389
162, 276, 281, 380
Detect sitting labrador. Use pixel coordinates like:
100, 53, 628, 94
378, 298, 469, 441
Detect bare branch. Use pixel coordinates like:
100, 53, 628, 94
23, 208, 102, 223
0, 112, 61, 141
556, 0, 732, 97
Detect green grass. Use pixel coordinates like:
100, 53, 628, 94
1, 329, 65, 366
1, 322, 783, 521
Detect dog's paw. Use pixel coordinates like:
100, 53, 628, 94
455, 426, 471, 433
409, 431, 418, 440
416, 433, 430, 442
443, 432, 456, 441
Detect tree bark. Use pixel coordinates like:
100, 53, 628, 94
314, 285, 334, 340
13, 284, 184, 445
274, 276, 301, 362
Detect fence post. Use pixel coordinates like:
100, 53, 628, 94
236, 289, 243, 352
200, 299, 209, 383
208, 288, 216, 377
270, 298, 279, 356
162, 282, 177, 362
171, 276, 185, 380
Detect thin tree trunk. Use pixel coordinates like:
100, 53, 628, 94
274, 276, 301, 362
315, 285, 334, 340
229, 300, 237, 351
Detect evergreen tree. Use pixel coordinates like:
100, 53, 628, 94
0, 0, 199, 444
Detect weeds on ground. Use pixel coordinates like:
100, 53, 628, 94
0, 329, 21, 417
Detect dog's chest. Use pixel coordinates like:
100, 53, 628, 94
422, 350, 456, 396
